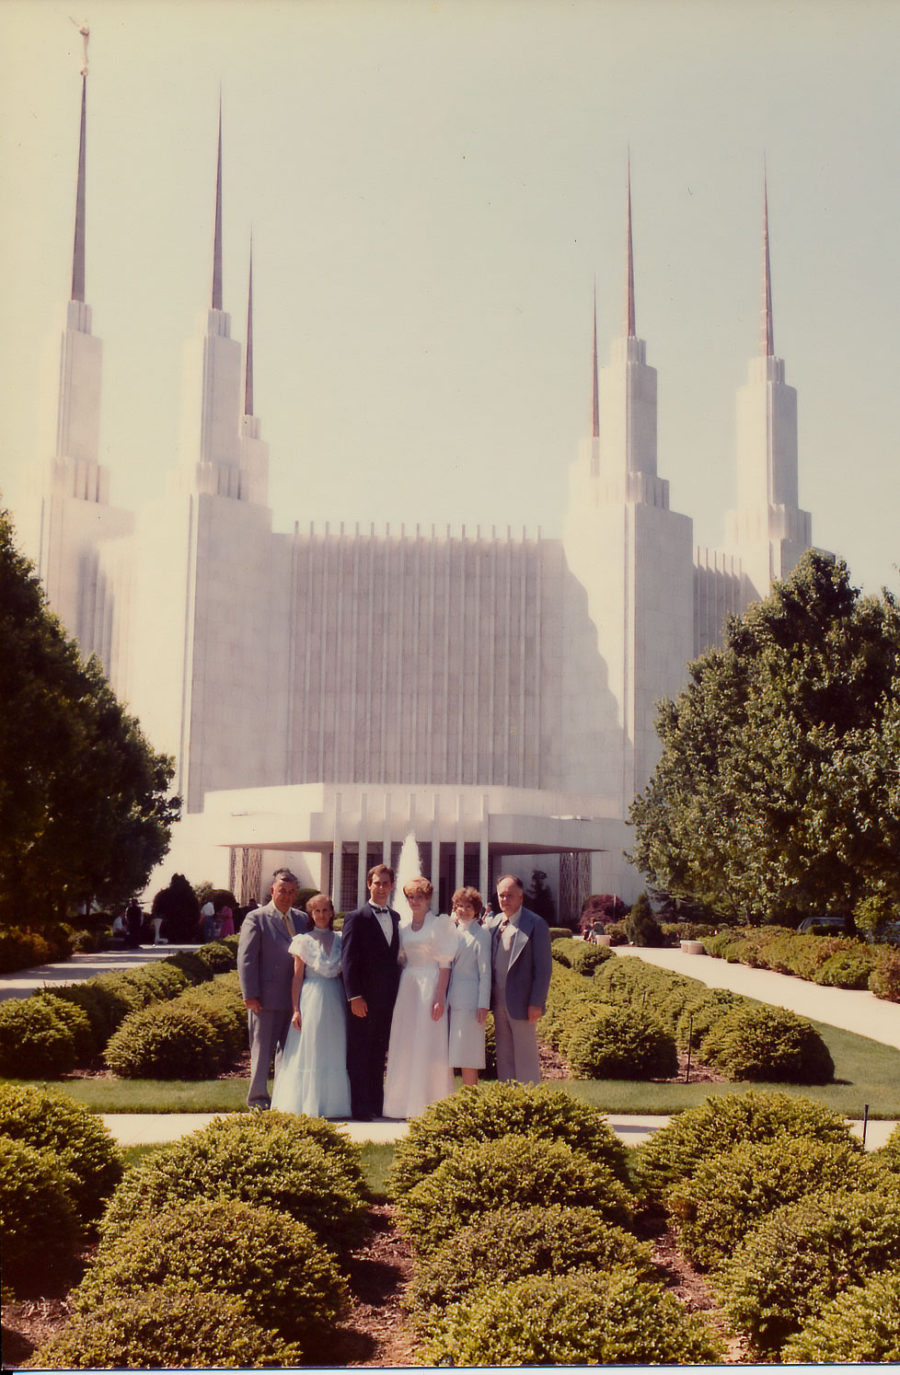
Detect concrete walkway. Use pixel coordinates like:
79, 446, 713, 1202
617, 944, 900, 1051
0, 945, 201, 1003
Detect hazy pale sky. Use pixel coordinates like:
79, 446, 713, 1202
2, 0, 898, 595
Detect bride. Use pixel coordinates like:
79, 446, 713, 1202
382, 876, 458, 1120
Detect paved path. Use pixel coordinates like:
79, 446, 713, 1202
0, 945, 200, 1003
616, 944, 900, 1051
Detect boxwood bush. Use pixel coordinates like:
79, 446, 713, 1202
192, 939, 238, 975
421, 1267, 724, 1366
716, 1186, 900, 1357
876, 1122, 900, 1176
100, 1112, 369, 1254
551, 942, 572, 967
104, 1000, 225, 1078
870, 946, 900, 1002
0, 1083, 122, 1225
30, 991, 95, 1062
782, 1267, 900, 1363
674, 989, 740, 1051
633, 1090, 855, 1207
42, 981, 109, 1051
396, 1132, 632, 1254
75, 1198, 347, 1355
405, 1204, 657, 1336
669, 1135, 868, 1270
0, 996, 78, 1078
564, 1004, 678, 1079
24, 1283, 299, 1370
566, 942, 614, 975
178, 971, 246, 1061
388, 1081, 630, 1197
0, 1136, 81, 1295
814, 945, 878, 989
701, 1004, 834, 1083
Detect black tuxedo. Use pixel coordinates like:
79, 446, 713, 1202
340, 902, 401, 1118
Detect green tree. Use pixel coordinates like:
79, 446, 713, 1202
0, 510, 180, 926
629, 551, 900, 925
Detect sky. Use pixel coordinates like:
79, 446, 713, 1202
1, 0, 898, 596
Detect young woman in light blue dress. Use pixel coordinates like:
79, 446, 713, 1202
271, 893, 351, 1119
447, 886, 492, 1085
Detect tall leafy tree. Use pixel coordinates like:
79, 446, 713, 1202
0, 510, 180, 926
629, 551, 900, 925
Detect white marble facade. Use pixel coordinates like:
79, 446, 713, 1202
35, 94, 816, 918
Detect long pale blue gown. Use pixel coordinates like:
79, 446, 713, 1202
271, 930, 351, 1119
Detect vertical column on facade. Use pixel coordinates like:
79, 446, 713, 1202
331, 790, 343, 909
479, 794, 490, 907
356, 791, 368, 908
382, 791, 392, 867
454, 792, 465, 890
431, 792, 441, 901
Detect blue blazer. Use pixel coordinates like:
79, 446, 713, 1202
489, 906, 553, 1021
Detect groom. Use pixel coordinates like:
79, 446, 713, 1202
341, 863, 401, 1120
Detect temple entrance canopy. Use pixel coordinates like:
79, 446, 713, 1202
178, 781, 627, 925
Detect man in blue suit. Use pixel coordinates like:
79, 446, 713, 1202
237, 868, 311, 1109
489, 873, 553, 1084
340, 864, 401, 1120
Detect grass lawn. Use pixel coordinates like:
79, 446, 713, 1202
10, 1018, 900, 1118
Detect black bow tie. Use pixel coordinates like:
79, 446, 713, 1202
371, 906, 389, 916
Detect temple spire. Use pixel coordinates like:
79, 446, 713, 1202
761, 168, 774, 357
624, 155, 636, 339
71, 74, 87, 303
244, 239, 254, 417
591, 281, 600, 438
212, 98, 223, 311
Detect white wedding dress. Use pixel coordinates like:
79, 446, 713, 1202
382, 912, 458, 1119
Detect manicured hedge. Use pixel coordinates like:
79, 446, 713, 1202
75, 1198, 347, 1357
388, 1081, 629, 1197
100, 1112, 369, 1255
716, 1185, 900, 1357
396, 1132, 633, 1255
0, 1136, 81, 1295
405, 1204, 657, 1337
781, 1268, 900, 1363
0, 1082, 122, 1225
564, 1003, 678, 1079
104, 1001, 227, 1078
702, 1004, 834, 1084
24, 1283, 299, 1370
669, 1135, 868, 1270
633, 1089, 855, 1207
0, 996, 80, 1078
421, 1267, 724, 1366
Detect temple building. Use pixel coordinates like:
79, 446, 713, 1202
36, 78, 814, 921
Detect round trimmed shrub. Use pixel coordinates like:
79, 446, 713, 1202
32, 991, 95, 1062
633, 1089, 855, 1207
165, 949, 215, 984
782, 1267, 900, 1363
405, 1204, 657, 1335
388, 1081, 630, 1197
24, 1283, 298, 1370
104, 1001, 224, 1078
193, 939, 238, 974
566, 942, 613, 975
421, 1267, 724, 1366
669, 1135, 867, 1271
0, 996, 77, 1077
100, 1112, 368, 1254
564, 1004, 678, 1079
43, 982, 109, 1050
716, 1186, 900, 1357
701, 1004, 834, 1083
0, 1137, 81, 1295
396, 1132, 632, 1254
674, 989, 740, 1050
88, 971, 148, 1035
0, 1083, 122, 1225
75, 1198, 347, 1354
119, 961, 190, 1005
178, 971, 246, 1061
551, 942, 572, 967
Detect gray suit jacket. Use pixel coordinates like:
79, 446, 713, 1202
490, 905, 553, 1021
237, 902, 311, 1010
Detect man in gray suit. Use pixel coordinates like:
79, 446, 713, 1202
489, 873, 553, 1085
237, 868, 311, 1109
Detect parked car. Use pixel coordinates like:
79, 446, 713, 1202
797, 915, 848, 936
